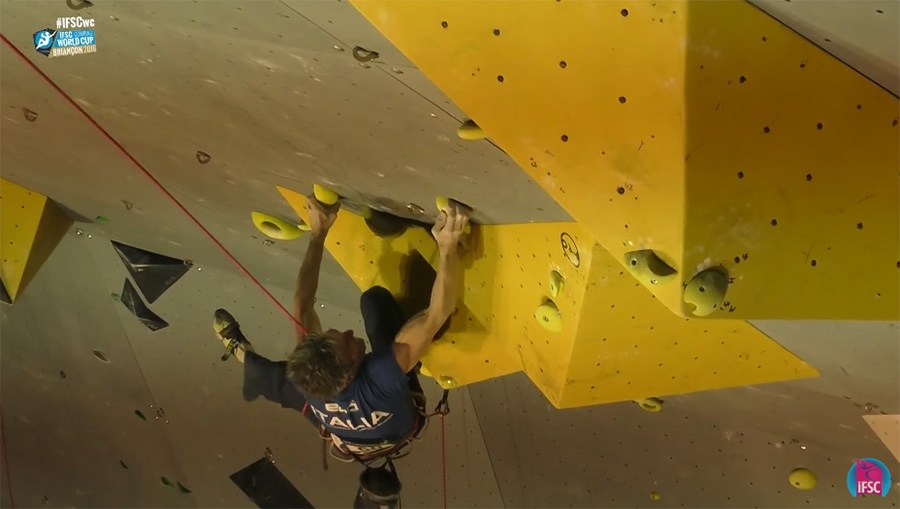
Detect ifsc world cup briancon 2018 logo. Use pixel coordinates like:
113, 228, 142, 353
846, 458, 892, 497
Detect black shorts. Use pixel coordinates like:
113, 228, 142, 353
241, 286, 422, 427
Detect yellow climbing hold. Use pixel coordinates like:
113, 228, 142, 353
250, 211, 305, 241
649, 492, 661, 501
313, 183, 339, 206
437, 375, 457, 389
418, 365, 433, 378
549, 270, 565, 298
434, 196, 471, 233
457, 119, 486, 140
635, 398, 664, 412
789, 468, 817, 490
684, 268, 729, 317
534, 301, 563, 333
624, 250, 678, 286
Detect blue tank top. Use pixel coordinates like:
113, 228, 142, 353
305, 350, 416, 446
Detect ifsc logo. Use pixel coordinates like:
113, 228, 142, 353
846, 458, 892, 497
33, 28, 58, 57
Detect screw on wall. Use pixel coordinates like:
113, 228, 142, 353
22, 108, 38, 122
265, 447, 275, 463
75, 228, 84, 236
155, 406, 169, 423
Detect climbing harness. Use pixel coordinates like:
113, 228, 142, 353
309, 389, 451, 472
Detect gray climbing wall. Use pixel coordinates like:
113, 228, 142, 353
0, 232, 193, 508
469, 320, 900, 508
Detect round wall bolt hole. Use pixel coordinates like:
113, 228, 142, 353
699, 286, 705, 293
616, 186, 626, 195
497, 75, 504, 83
763, 126, 771, 134
739, 76, 746, 83
441, 21, 448, 28
805, 173, 813, 181
561, 134, 568, 142
618, 96, 627, 104
857, 222, 863, 230
492, 28, 500, 36
810, 260, 817, 267
816, 122, 823, 130
559, 61, 567, 68
770, 219, 778, 226
737, 171, 744, 179
621, 8, 629, 16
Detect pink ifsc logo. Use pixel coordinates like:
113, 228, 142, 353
846, 458, 892, 497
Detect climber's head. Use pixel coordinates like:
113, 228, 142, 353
286, 329, 366, 399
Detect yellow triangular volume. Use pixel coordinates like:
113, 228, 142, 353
0, 178, 73, 303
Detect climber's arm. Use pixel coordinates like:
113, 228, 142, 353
293, 196, 339, 342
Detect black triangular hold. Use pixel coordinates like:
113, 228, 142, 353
230, 457, 315, 509
111, 241, 190, 304
120, 279, 168, 331
0, 278, 10, 305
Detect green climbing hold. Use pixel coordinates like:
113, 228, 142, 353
95, 216, 110, 223
111, 293, 121, 302
134, 410, 146, 421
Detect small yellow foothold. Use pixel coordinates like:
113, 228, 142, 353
419, 365, 433, 378
624, 249, 678, 286
434, 196, 471, 233
250, 211, 305, 241
635, 397, 664, 412
649, 492, 661, 501
549, 270, 565, 298
684, 268, 729, 317
788, 468, 817, 490
438, 375, 457, 389
534, 301, 563, 332
313, 183, 340, 206
457, 119, 487, 140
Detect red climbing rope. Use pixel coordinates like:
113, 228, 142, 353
440, 414, 447, 509
0, 34, 309, 337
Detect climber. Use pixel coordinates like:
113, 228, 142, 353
212, 193, 469, 461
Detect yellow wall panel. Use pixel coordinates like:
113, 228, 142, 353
277, 185, 816, 408
350, 0, 899, 320
0, 178, 73, 303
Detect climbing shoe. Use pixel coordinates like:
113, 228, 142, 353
213, 308, 252, 361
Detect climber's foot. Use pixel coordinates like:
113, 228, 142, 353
213, 308, 254, 362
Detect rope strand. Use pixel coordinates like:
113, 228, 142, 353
0, 34, 309, 338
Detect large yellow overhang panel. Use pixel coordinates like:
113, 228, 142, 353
0, 178, 73, 304
350, 0, 900, 320
278, 186, 816, 408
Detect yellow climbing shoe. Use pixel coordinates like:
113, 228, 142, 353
214, 308, 252, 360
